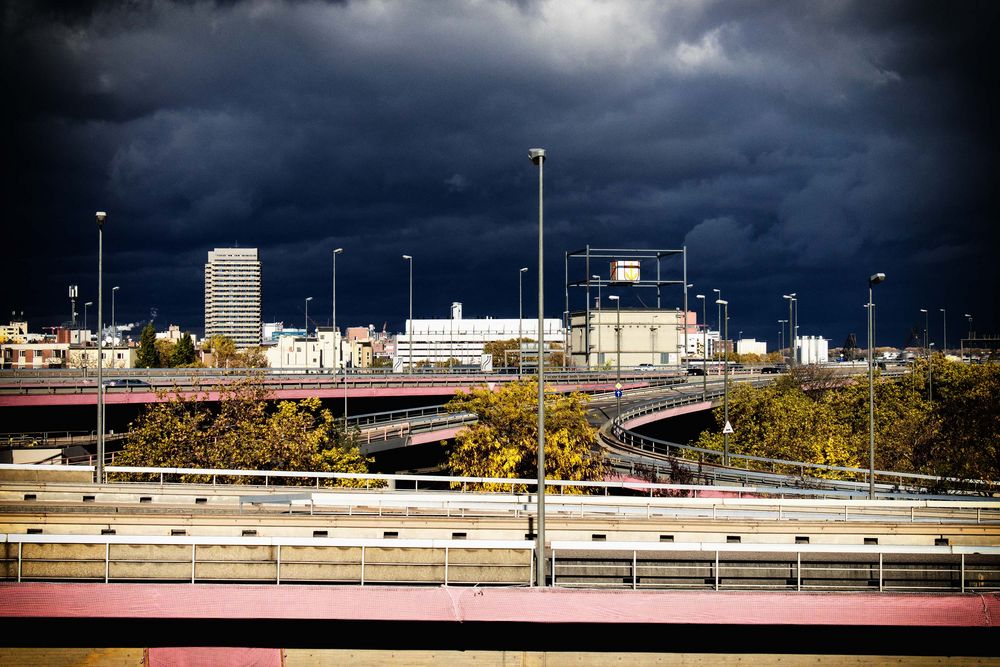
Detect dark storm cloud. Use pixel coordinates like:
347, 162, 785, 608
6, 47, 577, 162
3, 0, 997, 348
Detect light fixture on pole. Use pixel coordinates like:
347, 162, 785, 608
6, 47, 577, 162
402, 255, 413, 373
716, 299, 730, 466
333, 248, 343, 364
920, 308, 932, 402
333, 248, 345, 427
95, 211, 107, 484
519, 267, 528, 379
697, 294, 707, 399
304, 297, 313, 339
778, 320, 786, 360
783, 294, 796, 368
528, 147, 546, 587
111, 286, 119, 348
712, 289, 721, 373
939, 308, 947, 355
83, 302, 93, 346
609, 295, 621, 417
592, 275, 602, 368
868, 272, 886, 499
963, 313, 973, 359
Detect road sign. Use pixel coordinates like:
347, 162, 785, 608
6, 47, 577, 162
614, 389, 623, 398
615, 382, 622, 390
723, 421, 734, 434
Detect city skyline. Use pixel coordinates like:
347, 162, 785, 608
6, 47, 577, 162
3, 1, 997, 350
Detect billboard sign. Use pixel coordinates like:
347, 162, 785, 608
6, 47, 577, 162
611, 261, 640, 282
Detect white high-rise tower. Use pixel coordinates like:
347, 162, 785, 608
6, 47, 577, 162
205, 248, 261, 349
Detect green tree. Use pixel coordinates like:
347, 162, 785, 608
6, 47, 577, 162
695, 382, 859, 478
171, 333, 197, 367
155, 339, 176, 367
444, 381, 604, 491
202, 334, 238, 368
111, 377, 377, 486
136, 323, 158, 368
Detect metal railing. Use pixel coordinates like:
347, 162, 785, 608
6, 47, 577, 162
3, 532, 997, 592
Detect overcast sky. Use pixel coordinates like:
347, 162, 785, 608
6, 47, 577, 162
4, 0, 997, 350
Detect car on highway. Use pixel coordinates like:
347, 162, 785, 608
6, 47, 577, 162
634, 363, 656, 371
686, 367, 705, 376
760, 366, 781, 374
102, 378, 151, 388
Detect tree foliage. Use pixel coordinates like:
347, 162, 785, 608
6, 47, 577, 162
111, 377, 377, 486
136, 323, 158, 368
171, 333, 198, 366
444, 381, 604, 491
694, 359, 1000, 491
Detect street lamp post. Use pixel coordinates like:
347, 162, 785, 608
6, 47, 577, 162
712, 289, 721, 373
609, 295, 621, 417
333, 248, 345, 427
940, 308, 947, 356
592, 275, 602, 369
963, 314, 973, 360
83, 302, 92, 346
783, 294, 796, 368
528, 147, 546, 587
111, 287, 119, 349
304, 297, 313, 339
697, 294, 707, 399
402, 255, 413, 372
868, 273, 886, 499
519, 267, 528, 379
95, 211, 106, 484
920, 308, 932, 402
778, 320, 786, 360
716, 299, 729, 465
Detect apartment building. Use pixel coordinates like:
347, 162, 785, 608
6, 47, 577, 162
204, 248, 261, 349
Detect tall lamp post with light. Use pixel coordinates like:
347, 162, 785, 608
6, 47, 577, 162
783, 294, 796, 368
518, 267, 528, 378
778, 320, 786, 360
402, 255, 413, 372
592, 275, 602, 369
95, 211, 107, 483
940, 308, 947, 356
920, 308, 932, 402
716, 299, 729, 465
304, 297, 313, 339
528, 147, 547, 587
609, 295, 621, 416
963, 313, 973, 360
111, 286, 119, 349
332, 248, 345, 426
868, 273, 886, 499
696, 294, 707, 398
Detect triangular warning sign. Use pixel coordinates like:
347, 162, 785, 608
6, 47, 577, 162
722, 421, 734, 434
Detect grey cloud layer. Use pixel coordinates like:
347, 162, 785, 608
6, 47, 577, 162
3, 0, 996, 342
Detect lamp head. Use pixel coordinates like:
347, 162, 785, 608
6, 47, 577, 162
869, 272, 886, 286
112, 286, 119, 292
85, 301, 93, 307
920, 308, 927, 313
696, 294, 704, 299
608, 295, 619, 302
939, 308, 945, 313
334, 248, 343, 255
528, 148, 546, 165
95, 211, 107, 227
402, 254, 412, 260
716, 299, 728, 305
305, 297, 313, 302
521, 267, 528, 273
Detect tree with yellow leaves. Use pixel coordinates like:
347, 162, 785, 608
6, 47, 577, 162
444, 381, 604, 491
111, 376, 376, 486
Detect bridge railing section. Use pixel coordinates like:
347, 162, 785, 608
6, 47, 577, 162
2, 532, 997, 592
